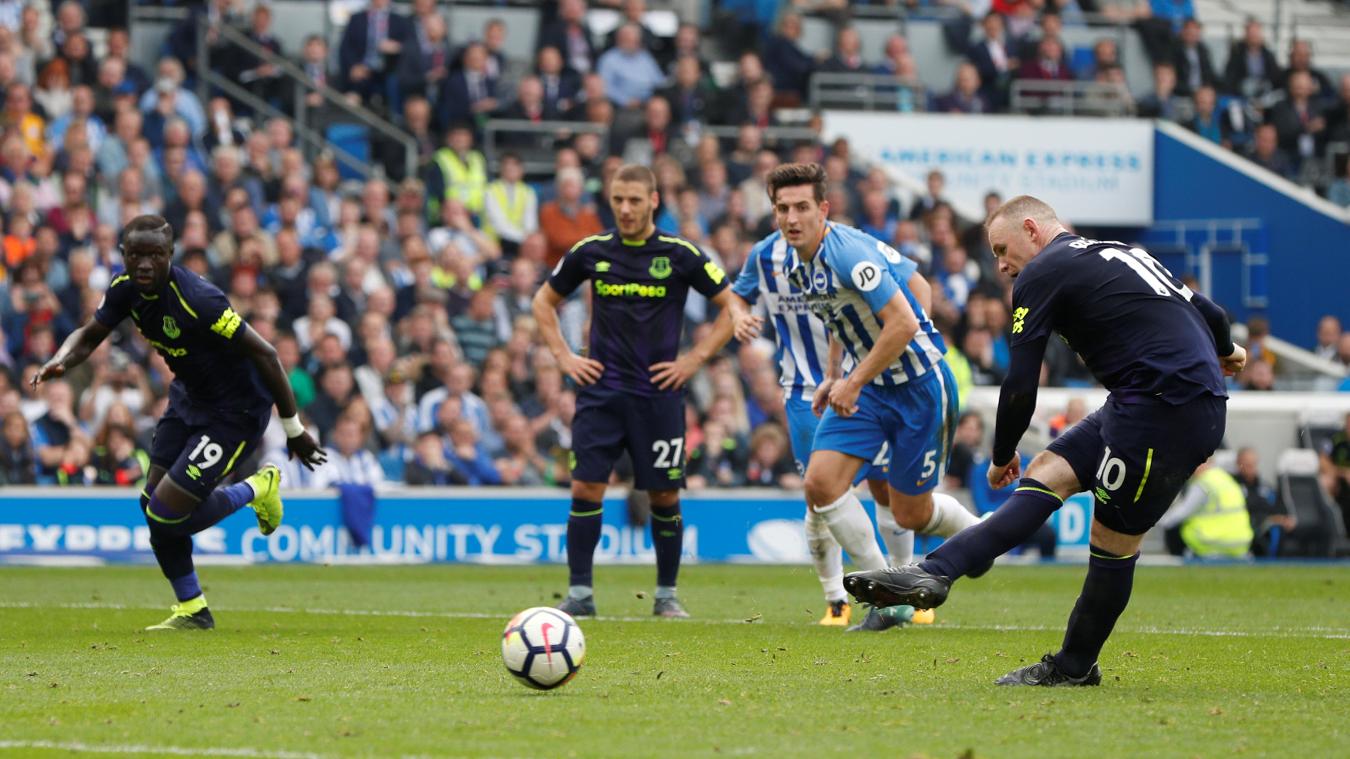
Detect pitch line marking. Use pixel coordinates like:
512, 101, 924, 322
0, 739, 326, 758
1, 601, 1347, 640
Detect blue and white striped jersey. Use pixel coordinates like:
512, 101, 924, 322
784, 223, 945, 387
733, 231, 830, 402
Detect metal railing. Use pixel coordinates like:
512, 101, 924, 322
481, 119, 610, 175
1010, 80, 1136, 117
808, 72, 927, 112
195, 14, 418, 179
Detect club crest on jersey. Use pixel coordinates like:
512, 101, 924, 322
649, 256, 672, 280
811, 269, 829, 292
162, 316, 180, 339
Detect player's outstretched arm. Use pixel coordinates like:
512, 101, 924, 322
533, 283, 604, 385
987, 335, 1049, 489
650, 289, 757, 391
32, 320, 112, 389
239, 325, 328, 470
827, 292, 919, 418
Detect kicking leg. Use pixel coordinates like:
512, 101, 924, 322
921, 452, 1077, 579
844, 451, 1079, 609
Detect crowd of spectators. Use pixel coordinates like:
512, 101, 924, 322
726, 2, 1350, 201
0, 0, 1345, 493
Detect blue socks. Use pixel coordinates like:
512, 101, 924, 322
170, 572, 203, 602
650, 502, 683, 589
180, 481, 254, 534
920, 478, 1063, 579
1054, 545, 1139, 678
566, 499, 603, 592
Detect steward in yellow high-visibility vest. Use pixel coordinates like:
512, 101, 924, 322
481, 153, 537, 248
427, 125, 487, 221
1177, 463, 1254, 558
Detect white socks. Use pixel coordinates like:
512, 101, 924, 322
874, 502, 914, 566
921, 491, 981, 538
804, 507, 846, 602
814, 491, 888, 572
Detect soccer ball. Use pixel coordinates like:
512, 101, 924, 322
501, 607, 586, 690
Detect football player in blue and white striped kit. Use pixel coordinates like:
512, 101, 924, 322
722, 229, 920, 628
765, 164, 983, 608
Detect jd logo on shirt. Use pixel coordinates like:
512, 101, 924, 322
851, 262, 881, 292
162, 316, 181, 339
649, 256, 672, 280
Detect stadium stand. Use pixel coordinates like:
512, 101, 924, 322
0, 0, 1346, 560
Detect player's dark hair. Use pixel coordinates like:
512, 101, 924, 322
766, 162, 827, 203
613, 164, 656, 192
985, 195, 1058, 232
121, 214, 173, 247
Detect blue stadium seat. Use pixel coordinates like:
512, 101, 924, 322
325, 124, 371, 181
1071, 47, 1096, 80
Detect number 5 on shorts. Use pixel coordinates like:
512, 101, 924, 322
920, 450, 937, 479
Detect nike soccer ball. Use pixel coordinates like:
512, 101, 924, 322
501, 607, 586, 690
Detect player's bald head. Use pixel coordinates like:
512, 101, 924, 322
122, 214, 173, 250
985, 195, 1058, 232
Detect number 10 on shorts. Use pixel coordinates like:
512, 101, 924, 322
1096, 446, 1127, 492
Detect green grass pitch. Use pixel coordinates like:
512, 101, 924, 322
1, 563, 1345, 758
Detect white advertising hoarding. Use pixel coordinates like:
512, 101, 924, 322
822, 112, 1154, 226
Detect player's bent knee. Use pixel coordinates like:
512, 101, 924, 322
153, 477, 200, 514
571, 480, 607, 503
1025, 451, 1081, 498
1090, 519, 1145, 556
648, 489, 680, 508
802, 475, 844, 511
144, 466, 167, 501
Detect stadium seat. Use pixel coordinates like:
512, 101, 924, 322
1070, 47, 1096, 80
325, 124, 372, 182
1274, 449, 1345, 557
